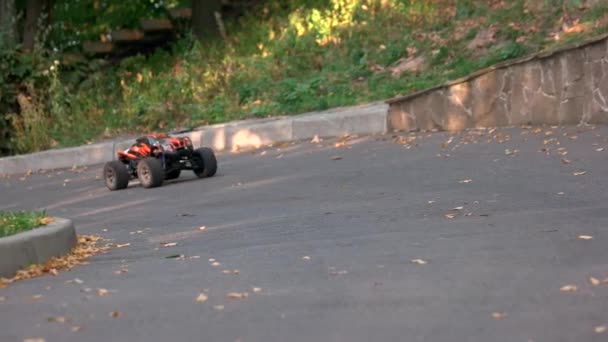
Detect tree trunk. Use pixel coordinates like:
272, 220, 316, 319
191, 0, 222, 40
22, 0, 50, 51
0, 0, 16, 48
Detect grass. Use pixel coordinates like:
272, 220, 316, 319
0, 211, 48, 238
4, 0, 608, 155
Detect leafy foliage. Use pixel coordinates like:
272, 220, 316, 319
2, 0, 608, 155
0, 210, 47, 238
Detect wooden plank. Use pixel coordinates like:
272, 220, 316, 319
111, 29, 145, 43
169, 7, 192, 20
82, 41, 114, 54
140, 18, 173, 32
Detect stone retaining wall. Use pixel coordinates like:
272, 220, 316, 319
387, 33, 608, 132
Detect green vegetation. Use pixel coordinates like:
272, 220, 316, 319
0, 210, 48, 238
2, 0, 608, 155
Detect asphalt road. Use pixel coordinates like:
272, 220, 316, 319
2, 126, 608, 342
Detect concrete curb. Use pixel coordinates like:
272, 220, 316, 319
0, 101, 389, 175
0, 217, 77, 278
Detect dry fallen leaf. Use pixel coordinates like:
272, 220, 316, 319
97, 288, 109, 296
411, 259, 428, 265
23, 338, 46, 342
47, 316, 68, 323
595, 325, 607, 333
578, 235, 593, 240
459, 179, 472, 184
596, 148, 605, 152
110, 311, 121, 318
302, 256, 311, 261
330, 156, 343, 160
0, 296, 5, 301
199, 226, 207, 231
452, 206, 464, 211
163, 242, 177, 247
213, 305, 224, 311
560, 158, 572, 164
444, 213, 456, 219
196, 293, 208, 303
28, 294, 43, 300
48, 268, 59, 276
211, 262, 221, 267
573, 171, 587, 176
252, 287, 262, 293
226, 292, 249, 299
38, 217, 54, 225
560, 285, 578, 292
311, 135, 321, 143
71, 326, 82, 332
115, 243, 130, 248
590, 277, 601, 286
491, 312, 507, 319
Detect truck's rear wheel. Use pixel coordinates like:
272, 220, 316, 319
192, 147, 217, 178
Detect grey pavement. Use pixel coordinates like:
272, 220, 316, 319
1, 126, 608, 342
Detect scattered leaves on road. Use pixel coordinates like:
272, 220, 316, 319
411, 259, 428, 265
0, 235, 108, 287
578, 235, 593, 240
226, 292, 249, 299
560, 285, 578, 292
196, 293, 208, 303
560, 158, 572, 164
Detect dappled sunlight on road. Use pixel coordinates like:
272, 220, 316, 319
231, 130, 263, 152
